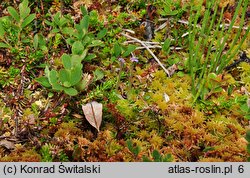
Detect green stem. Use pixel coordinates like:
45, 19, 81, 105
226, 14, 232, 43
128, 63, 133, 97
211, 0, 243, 72
116, 69, 122, 92
217, 0, 249, 73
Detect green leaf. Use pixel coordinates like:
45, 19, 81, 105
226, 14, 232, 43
247, 144, 250, 154
33, 34, 39, 50
53, 12, 61, 26
40, 45, 48, 52
84, 54, 96, 61
88, 40, 103, 47
59, 65, 82, 87
19, 0, 29, 10
64, 87, 78, 96
64, 81, 72, 88
21, 14, 36, 28
0, 42, 10, 48
70, 65, 82, 85
35, 76, 51, 88
48, 70, 63, 91
245, 114, 250, 120
177, 71, 184, 77
82, 35, 91, 45
114, 43, 121, 57
7, 6, 20, 22
19, 0, 30, 19
71, 55, 83, 66
61, 54, 72, 69
93, 69, 104, 81
126, 140, 133, 152
122, 45, 136, 57
203, 146, 215, 152
208, 73, 217, 79
142, 156, 152, 162
152, 150, 161, 162
240, 104, 249, 113
0, 22, 5, 37
59, 17, 68, 27
80, 6, 88, 16
80, 49, 88, 60
162, 154, 173, 162
133, 146, 140, 156
246, 130, 250, 142
48, 69, 58, 84
72, 41, 84, 55
45, 20, 53, 26
52, 83, 64, 91
62, 27, 75, 35
74, 24, 85, 40
51, 28, 60, 34
227, 85, 234, 96
66, 38, 75, 46
21, 38, 30, 43
36, 34, 46, 46
213, 86, 223, 93
59, 69, 71, 87
162, 5, 180, 16
81, 15, 89, 31
45, 66, 50, 77
163, 38, 171, 54
97, 28, 107, 39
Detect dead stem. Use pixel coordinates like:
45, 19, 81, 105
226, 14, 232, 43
121, 32, 171, 77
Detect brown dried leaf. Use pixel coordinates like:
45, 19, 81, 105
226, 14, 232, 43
167, 64, 178, 77
72, 113, 83, 119
28, 114, 36, 125
82, 101, 103, 132
0, 140, 15, 150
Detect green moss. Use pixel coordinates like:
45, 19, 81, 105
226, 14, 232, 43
116, 100, 136, 119
240, 62, 250, 91
54, 122, 82, 138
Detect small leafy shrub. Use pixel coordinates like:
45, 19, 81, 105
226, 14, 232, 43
113, 43, 137, 59
36, 6, 106, 96
36, 54, 84, 96
46, 6, 106, 61
0, 0, 37, 61
0, 0, 35, 49
158, 0, 188, 18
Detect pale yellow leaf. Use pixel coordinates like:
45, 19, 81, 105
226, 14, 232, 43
82, 101, 103, 132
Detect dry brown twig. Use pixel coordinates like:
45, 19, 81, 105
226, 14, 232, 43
121, 32, 171, 77
124, 40, 183, 50
159, 18, 249, 30
135, 46, 183, 50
